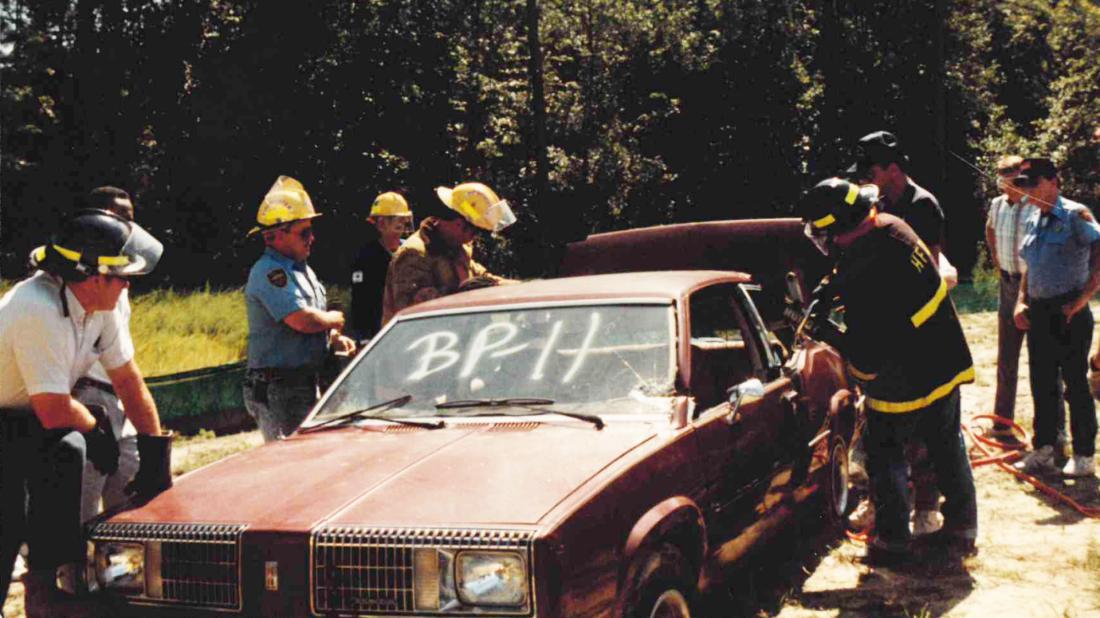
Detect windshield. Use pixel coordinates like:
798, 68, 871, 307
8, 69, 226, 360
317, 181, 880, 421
313, 303, 676, 420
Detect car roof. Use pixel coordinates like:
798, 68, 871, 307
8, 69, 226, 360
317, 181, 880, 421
397, 270, 750, 317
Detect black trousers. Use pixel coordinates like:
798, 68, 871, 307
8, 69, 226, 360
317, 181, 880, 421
1, 412, 87, 602
1027, 292, 1097, 456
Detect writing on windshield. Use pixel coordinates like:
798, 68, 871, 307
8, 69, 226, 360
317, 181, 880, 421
315, 304, 673, 417
406, 311, 601, 384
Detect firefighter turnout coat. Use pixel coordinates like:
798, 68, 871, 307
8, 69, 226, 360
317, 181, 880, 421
831, 213, 975, 413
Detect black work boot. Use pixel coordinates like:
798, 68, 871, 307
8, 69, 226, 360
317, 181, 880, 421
22, 568, 106, 618
125, 432, 174, 504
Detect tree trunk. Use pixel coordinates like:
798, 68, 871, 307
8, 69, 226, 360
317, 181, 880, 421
526, 0, 549, 219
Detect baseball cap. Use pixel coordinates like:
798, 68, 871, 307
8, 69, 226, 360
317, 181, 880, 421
846, 130, 910, 176
1010, 157, 1057, 187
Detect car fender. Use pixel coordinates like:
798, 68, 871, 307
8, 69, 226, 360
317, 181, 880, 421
618, 496, 706, 611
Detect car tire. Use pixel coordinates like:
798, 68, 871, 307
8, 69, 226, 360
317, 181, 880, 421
822, 433, 851, 529
624, 544, 695, 618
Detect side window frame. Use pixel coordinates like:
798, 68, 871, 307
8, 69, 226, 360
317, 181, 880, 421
733, 284, 783, 382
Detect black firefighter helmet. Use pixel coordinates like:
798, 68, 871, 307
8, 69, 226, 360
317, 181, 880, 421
30, 209, 163, 281
799, 177, 879, 256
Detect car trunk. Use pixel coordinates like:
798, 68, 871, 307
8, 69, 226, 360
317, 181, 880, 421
558, 218, 830, 332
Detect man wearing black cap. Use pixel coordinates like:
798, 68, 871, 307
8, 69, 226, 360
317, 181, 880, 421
1011, 157, 1100, 478
849, 130, 946, 262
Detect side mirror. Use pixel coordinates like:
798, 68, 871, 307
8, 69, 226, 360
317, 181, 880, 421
725, 378, 765, 425
785, 271, 804, 306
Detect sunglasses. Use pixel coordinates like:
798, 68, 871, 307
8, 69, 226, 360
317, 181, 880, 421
280, 225, 314, 240
1010, 176, 1040, 188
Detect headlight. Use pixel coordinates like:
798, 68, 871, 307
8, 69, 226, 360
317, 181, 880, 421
94, 542, 144, 595
455, 550, 528, 607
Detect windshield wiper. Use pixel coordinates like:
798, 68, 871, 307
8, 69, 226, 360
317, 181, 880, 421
299, 395, 444, 433
435, 397, 556, 409
436, 398, 604, 430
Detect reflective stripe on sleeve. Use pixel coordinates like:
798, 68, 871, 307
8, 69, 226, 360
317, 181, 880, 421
865, 366, 976, 413
910, 277, 947, 328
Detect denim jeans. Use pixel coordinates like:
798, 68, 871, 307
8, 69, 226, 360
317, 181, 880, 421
1, 413, 87, 601
1027, 294, 1097, 456
997, 272, 1066, 429
865, 388, 977, 547
243, 370, 318, 442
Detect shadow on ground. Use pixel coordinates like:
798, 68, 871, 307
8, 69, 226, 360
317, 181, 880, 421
699, 501, 976, 617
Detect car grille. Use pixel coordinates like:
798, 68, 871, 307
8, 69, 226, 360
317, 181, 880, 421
312, 527, 534, 614
92, 522, 245, 610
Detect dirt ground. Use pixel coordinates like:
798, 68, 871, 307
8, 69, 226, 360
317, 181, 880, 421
4, 308, 1100, 618
752, 308, 1100, 618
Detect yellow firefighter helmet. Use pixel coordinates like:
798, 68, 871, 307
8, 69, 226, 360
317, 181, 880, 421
434, 182, 516, 232
248, 175, 322, 236
368, 191, 412, 218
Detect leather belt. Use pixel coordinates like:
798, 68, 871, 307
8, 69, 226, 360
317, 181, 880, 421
74, 377, 116, 397
247, 367, 319, 388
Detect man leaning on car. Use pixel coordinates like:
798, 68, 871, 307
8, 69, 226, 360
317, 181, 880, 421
798, 177, 979, 565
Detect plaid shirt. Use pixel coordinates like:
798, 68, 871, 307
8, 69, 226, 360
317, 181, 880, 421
986, 194, 1034, 274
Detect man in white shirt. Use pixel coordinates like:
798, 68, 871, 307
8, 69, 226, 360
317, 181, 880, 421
0, 209, 169, 615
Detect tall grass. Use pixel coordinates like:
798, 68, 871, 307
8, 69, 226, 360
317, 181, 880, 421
130, 286, 248, 376
952, 250, 1000, 314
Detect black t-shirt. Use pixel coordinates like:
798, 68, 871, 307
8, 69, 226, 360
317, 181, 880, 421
349, 235, 392, 341
879, 179, 945, 250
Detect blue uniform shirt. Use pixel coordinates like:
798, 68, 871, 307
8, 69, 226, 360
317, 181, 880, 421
245, 247, 329, 369
1019, 196, 1100, 300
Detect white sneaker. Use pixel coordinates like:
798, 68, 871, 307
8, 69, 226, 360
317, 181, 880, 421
848, 497, 875, 531
1013, 445, 1058, 474
11, 552, 27, 582
911, 510, 943, 536
1062, 455, 1096, 478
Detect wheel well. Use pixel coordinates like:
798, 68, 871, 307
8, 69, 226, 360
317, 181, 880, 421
620, 497, 706, 613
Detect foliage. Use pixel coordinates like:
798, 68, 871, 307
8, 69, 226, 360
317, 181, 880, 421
129, 285, 248, 376
1, 0, 1098, 287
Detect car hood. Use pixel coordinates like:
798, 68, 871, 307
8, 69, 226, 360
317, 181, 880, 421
109, 419, 660, 531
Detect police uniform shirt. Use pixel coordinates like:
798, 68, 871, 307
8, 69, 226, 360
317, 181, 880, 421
1019, 196, 1100, 300
0, 271, 133, 409
245, 247, 329, 370
349, 230, 392, 341
834, 214, 974, 413
879, 179, 945, 250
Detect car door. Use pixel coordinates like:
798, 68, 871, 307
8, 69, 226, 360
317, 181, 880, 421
687, 284, 797, 541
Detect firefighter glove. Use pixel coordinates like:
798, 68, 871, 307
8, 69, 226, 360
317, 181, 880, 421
125, 432, 174, 501
83, 404, 119, 476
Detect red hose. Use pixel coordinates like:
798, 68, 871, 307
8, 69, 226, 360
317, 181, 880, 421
847, 412, 1100, 543
965, 414, 1100, 519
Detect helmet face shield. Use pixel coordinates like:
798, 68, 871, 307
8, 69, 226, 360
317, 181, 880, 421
112, 221, 163, 276
484, 199, 517, 232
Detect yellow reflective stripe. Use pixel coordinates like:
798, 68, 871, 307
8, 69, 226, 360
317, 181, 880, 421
866, 366, 976, 413
52, 245, 82, 262
97, 255, 129, 266
31, 246, 46, 263
813, 214, 836, 229
844, 184, 860, 205
847, 363, 877, 381
911, 276, 947, 327
52, 245, 130, 267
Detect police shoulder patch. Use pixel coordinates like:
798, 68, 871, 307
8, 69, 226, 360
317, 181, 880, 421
267, 268, 288, 288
